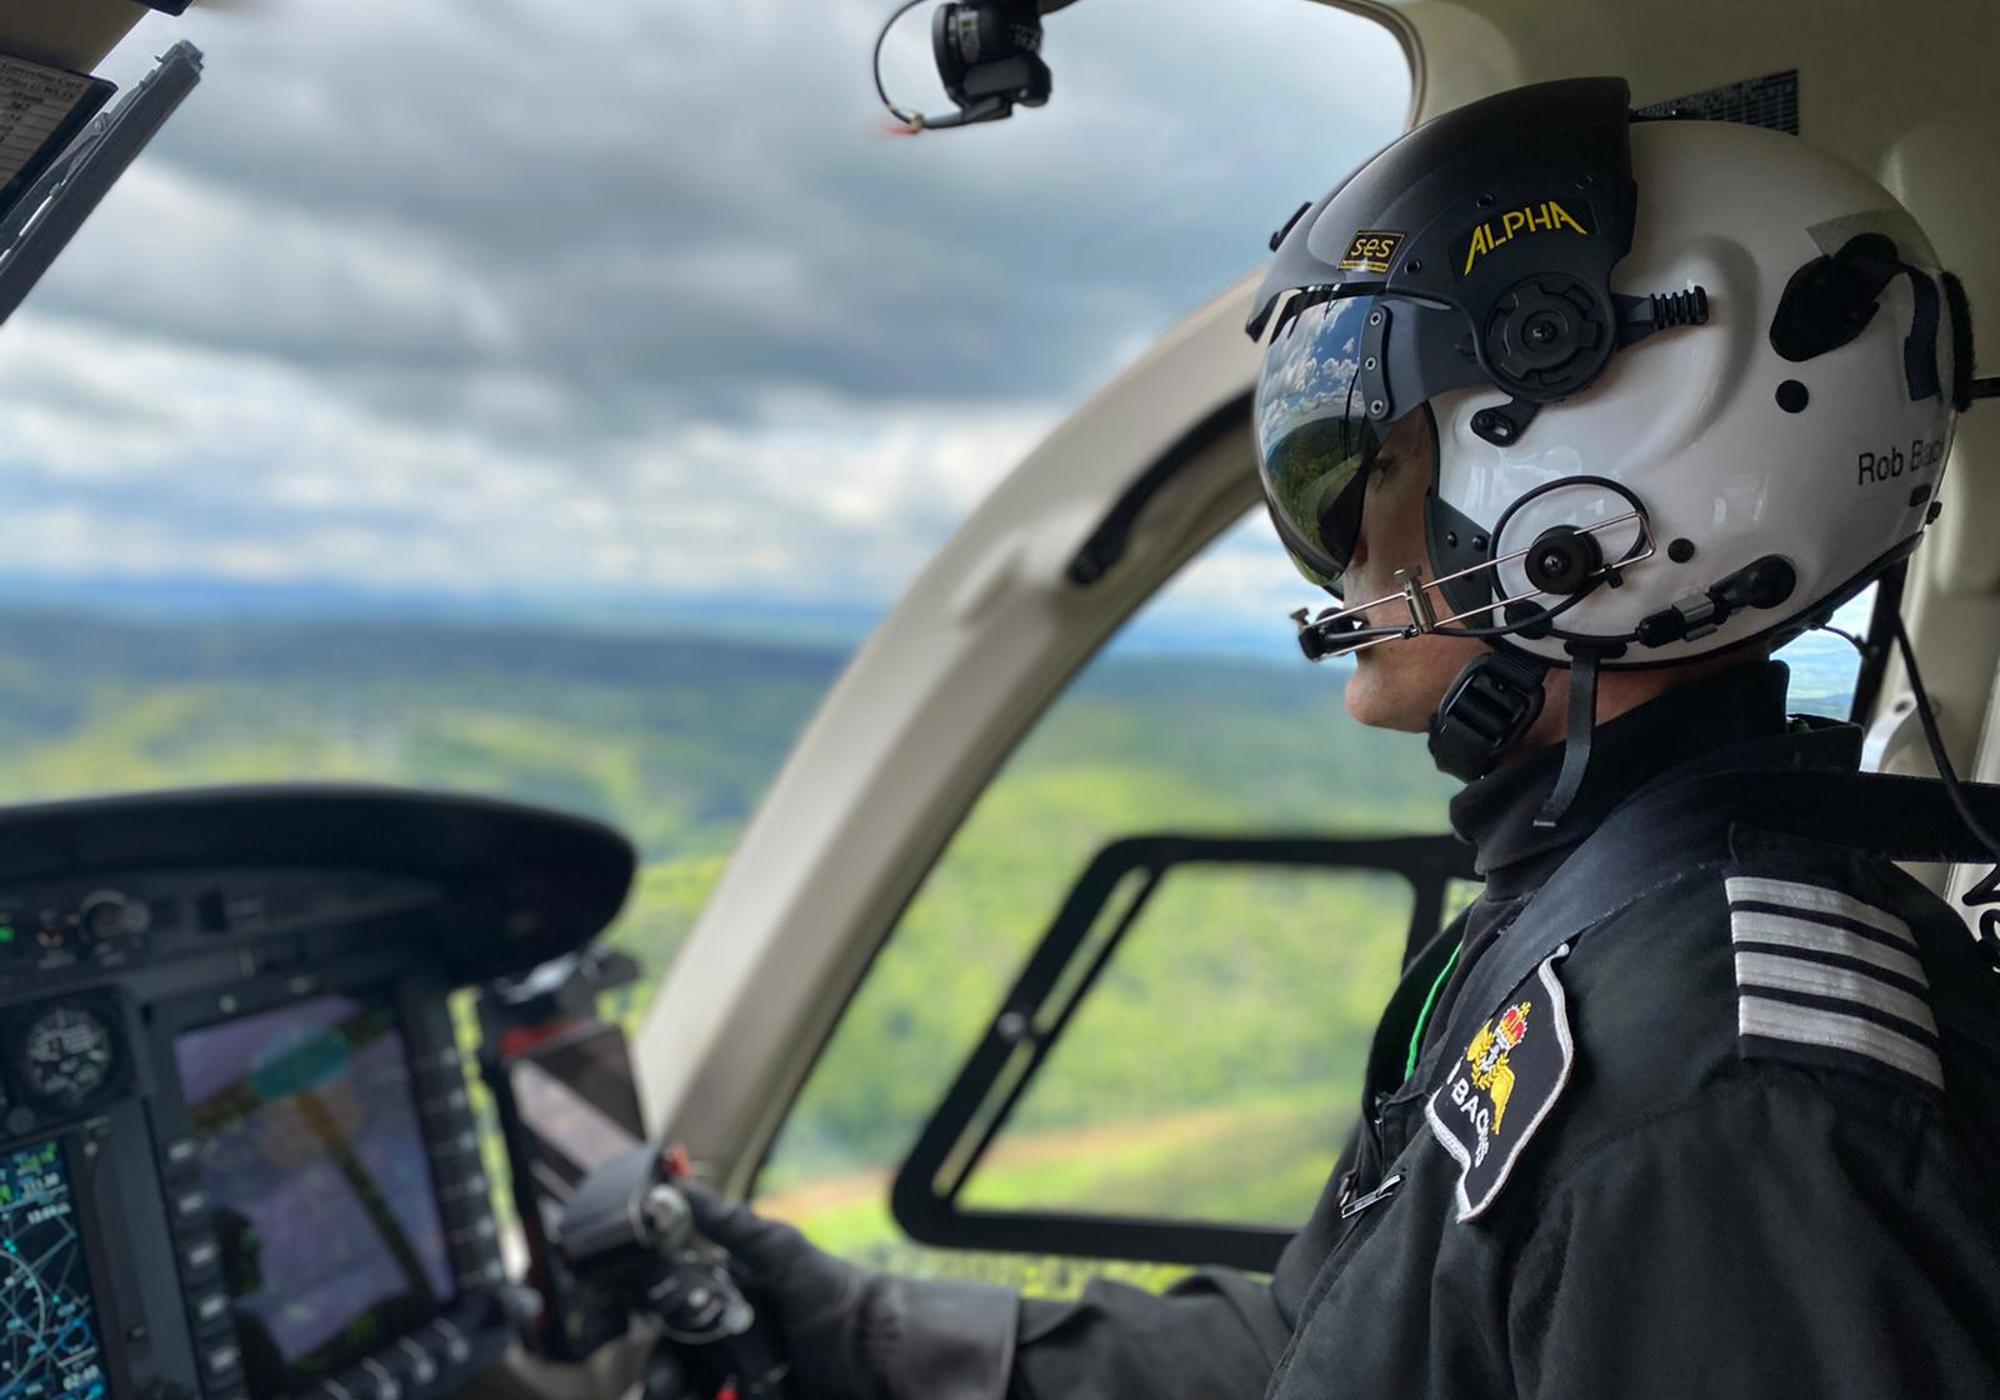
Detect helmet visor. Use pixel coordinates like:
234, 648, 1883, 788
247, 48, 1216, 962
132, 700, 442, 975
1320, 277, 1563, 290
1254, 293, 1388, 597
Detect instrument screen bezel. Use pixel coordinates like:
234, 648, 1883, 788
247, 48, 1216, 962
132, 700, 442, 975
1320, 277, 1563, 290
149, 969, 464, 1400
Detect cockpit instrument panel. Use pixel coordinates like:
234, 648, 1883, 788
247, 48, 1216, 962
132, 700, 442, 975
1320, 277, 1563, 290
0, 786, 634, 1400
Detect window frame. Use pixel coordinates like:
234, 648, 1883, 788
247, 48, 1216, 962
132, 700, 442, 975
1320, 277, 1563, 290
887, 830, 1471, 1272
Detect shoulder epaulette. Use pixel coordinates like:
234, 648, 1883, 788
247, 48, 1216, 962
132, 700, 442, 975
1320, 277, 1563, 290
1725, 874, 1942, 1091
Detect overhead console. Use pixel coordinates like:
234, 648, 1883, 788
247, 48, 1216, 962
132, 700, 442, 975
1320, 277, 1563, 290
0, 786, 634, 1400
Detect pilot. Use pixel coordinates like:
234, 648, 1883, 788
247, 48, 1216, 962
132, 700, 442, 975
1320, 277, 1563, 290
689, 78, 2000, 1397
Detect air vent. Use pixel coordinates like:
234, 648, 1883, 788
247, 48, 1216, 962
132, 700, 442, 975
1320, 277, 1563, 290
1636, 70, 1800, 135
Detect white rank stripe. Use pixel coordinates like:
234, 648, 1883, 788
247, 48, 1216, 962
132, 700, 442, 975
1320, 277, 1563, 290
1725, 875, 1942, 1089
1727, 908, 1926, 983
1725, 875, 1916, 945
1732, 951, 1937, 1035
1737, 996, 1944, 1089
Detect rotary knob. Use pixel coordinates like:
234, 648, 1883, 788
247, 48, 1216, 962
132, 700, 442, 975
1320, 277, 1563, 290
80, 891, 135, 944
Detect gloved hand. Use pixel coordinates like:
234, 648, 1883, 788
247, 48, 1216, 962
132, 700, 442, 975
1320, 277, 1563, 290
684, 1184, 1019, 1400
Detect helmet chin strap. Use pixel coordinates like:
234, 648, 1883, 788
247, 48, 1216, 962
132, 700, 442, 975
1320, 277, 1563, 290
1425, 643, 1608, 827
1427, 652, 1548, 782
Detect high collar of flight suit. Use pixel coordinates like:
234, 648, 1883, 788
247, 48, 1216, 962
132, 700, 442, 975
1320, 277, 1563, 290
1449, 656, 1795, 902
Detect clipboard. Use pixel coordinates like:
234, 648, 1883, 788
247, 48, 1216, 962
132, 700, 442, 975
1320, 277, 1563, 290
0, 51, 114, 223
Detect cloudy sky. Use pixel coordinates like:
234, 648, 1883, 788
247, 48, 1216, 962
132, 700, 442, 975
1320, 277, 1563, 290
0, 0, 1407, 635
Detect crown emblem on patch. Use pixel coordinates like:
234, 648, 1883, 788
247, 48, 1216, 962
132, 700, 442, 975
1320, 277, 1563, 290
1464, 1000, 1532, 1137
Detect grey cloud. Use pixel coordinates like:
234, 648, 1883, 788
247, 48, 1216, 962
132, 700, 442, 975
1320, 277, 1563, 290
1, 0, 1406, 610
0, 313, 1052, 604
52, 0, 1405, 428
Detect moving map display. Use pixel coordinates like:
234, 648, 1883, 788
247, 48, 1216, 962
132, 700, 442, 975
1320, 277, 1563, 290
0, 1138, 107, 1400
173, 993, 454, 1400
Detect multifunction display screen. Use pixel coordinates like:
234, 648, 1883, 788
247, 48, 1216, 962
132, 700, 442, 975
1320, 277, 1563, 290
174, 993, 454, 1398
0, 1138, 107, 1400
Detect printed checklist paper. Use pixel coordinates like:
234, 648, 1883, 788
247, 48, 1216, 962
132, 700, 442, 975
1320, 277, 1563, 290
0, 53, 112, 196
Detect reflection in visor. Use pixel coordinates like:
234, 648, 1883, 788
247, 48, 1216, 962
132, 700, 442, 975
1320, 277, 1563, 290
1254, 293, 1386, 596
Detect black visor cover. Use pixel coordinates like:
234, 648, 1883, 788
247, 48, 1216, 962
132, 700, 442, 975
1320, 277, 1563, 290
1246, 78, 1636, 348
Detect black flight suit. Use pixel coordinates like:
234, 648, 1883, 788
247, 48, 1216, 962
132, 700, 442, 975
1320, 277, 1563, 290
1005, 660, 2000, 1398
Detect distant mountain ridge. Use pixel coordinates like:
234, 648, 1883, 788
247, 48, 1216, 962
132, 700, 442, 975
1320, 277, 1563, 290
0, 572, 890, 646
0, 606, 851, 689
0, 572, 1874, 696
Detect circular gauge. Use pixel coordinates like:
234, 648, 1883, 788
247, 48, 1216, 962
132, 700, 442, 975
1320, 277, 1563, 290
19, 1003, 119, 1110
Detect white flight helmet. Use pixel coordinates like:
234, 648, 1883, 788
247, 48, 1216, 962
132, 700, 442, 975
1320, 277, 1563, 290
1248, 77, 1979, 785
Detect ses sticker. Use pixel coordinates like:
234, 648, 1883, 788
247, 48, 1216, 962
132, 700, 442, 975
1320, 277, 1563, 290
1453, 198, 1593, 279
1338, 229, 1405, 275
1424, 946, 1575, 1221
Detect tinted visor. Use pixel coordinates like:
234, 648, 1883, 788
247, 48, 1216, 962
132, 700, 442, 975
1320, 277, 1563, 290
1254, 293, 1388, 596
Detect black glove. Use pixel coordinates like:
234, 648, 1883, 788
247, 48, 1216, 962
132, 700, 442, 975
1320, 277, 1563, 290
684, 1184, 1018, 1400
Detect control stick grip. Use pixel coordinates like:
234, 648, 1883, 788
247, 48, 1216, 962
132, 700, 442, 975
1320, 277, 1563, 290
558, 1147, 794, 1400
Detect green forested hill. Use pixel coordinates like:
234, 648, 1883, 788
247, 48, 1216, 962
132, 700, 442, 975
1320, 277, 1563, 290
0, 611, 842, 851
0, 610, 848, 981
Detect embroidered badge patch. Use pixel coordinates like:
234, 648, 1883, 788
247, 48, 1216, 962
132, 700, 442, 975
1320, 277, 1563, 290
1425, 947, 1575, 1222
